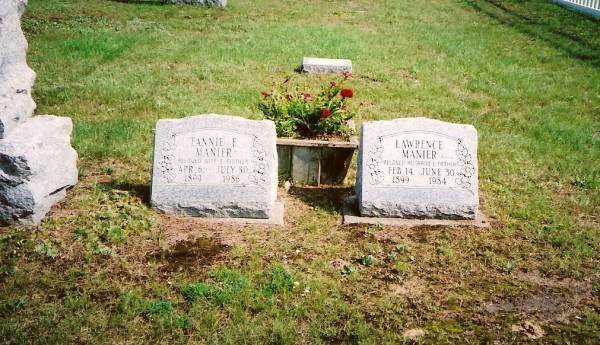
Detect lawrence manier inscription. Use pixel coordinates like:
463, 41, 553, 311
151, 114, 278, 219
357, 117, 478, 219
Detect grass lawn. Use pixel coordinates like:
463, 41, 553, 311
1, 0, 599, 343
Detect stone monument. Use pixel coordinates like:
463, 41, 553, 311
0, 0, 78, 225
302, 57, 352, 74
163, 0, 227, 6
0, 0, 35, 137
345, 117, 487, 227
151, 114, 283, 224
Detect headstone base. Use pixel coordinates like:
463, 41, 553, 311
164, 200, 285, 226
342, 196, 489, 228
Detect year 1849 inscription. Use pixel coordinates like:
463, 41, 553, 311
159, 129, 266, 186
368, 131, 475, 192
357, 117, 479, 219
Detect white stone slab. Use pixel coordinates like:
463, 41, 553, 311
343, 197, 489, 228
0, 115, 78, 225
302, 57, 352, 74
163, 0, 227, 6
151, 114, 279, 219
356, 117, 479, 219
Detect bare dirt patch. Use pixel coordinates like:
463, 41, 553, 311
148, 237, 227, 273
390, 277, 426, 299
158, 214, 245, 248
483, 270, 595, 323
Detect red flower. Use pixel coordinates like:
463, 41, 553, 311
340, 88, 353, 98
303, 93, 312, 100
261, 91, 271, 97
322, 108, 331, 118
330, 81, 337, 87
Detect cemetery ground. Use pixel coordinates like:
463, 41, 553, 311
1, 0, 599, 343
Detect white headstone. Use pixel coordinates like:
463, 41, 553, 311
303, 57, 352, 74
151, 114, 278, 219
356, 117, 479, 219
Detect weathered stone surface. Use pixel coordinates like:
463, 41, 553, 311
356, 117, 479, 219
302, 57, 352, 74
163, 0, 227, 6
343, 197, 489, 227
0, 0, 36, 138
0, 115, 78, 225
151, 114, 278, 219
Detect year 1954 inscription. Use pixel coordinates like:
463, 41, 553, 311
160, 129, 265, 186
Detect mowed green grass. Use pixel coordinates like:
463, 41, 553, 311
0, 0, 598, 343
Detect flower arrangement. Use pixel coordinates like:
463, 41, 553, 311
258, 72, 356, 138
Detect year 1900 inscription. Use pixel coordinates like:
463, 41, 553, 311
368, 132, 475, 190
159, 129, 265, 186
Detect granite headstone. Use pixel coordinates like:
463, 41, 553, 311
356, 117, 478, 219
151, 114, 278, 219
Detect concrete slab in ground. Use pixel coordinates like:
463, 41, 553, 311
342, 196, 490, 228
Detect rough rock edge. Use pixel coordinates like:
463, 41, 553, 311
0, 0, 36, 139
0, 115, 78, 226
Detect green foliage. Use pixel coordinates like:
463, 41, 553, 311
262, 264, 295, 296
341, 265, 357, 276
436, 245, 451, 257
181, 270, 250, 308
0, 234, 26, 278
72, 189, 156, 261
13, 297, 26, 311
359, 255, 376, 267
393, 243, 409, 254
393, 260, 410, 275
180, 282, 215, 304
117, 291, 147, 316
34, 241, 59, 259
258, 73, 357, 137
146, 300, 173, 319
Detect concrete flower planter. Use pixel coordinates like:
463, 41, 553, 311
276, 137, 358, 186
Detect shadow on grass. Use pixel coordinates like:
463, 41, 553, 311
288, 185, 353, 214
461, 0, 600, 66
148, 237, 227, 273
102, 182, 151, 204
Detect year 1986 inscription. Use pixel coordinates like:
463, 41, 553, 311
159, 129, 266, 186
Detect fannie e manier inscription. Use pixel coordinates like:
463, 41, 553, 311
357, 117, 479, 220
151, 114, 278, 219
159, 129, 267, 186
